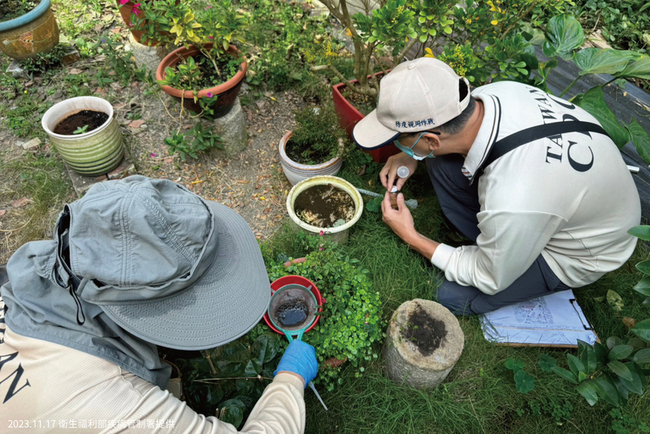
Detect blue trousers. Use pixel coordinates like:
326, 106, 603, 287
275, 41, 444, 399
426, 155, 571, 315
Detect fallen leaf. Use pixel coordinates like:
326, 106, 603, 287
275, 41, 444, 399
622, 317, 637, 328
11, 197, 33, 208
0, 209, 6, 217
128, 120, 146, 128
69, 68, 83, 75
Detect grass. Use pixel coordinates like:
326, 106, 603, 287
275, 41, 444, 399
262, 145, 650, 434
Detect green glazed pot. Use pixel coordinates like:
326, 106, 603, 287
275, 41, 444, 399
0, 0, 59, 60
41, 97, 125, 177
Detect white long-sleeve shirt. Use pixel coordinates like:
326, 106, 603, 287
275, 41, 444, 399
431, 81, 640, 294
0, 321, 305, 433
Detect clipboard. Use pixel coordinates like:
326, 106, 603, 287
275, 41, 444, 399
480, 290, 599, 348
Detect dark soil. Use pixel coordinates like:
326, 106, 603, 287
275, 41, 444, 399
0, 0, 37, 22
294, 184, 355, 228
275, 300, 309, 328
53, 110, 109, 135
402, 304, 447, 357
285, 139, 333, 165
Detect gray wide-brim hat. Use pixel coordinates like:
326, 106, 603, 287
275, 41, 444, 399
55, 175, 270, 351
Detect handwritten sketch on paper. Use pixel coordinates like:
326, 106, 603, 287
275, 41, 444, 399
480, 290, 598, 347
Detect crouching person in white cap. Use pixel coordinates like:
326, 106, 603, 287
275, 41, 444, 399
353, 57, 640, 316
0, 175, 318, 433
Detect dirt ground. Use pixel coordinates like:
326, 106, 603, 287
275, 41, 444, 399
0, 53, 309, 264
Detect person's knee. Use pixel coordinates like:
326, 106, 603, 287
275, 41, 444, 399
436, 282, 478, 316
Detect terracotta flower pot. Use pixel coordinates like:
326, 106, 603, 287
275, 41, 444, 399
156, 43, 247, 118
0, 0, 59, 60
332, 73, 400, 164
278, 131, 344, 185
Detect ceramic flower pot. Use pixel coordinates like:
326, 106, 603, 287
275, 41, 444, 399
0, 0, 59, 60
278, 131, 344, 185
41, 97, 125, 176
156, 43, 247, 118
332, 74, 400, 164
286, 175, 363, 244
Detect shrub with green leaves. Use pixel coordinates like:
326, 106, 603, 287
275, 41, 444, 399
286, 105, 343, 165
265, 233, 385, 391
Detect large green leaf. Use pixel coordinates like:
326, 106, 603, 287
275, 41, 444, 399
634, 277, 650, 296
576, 380, 599, 406
620, 362, 644, 395
594, 377, 620, 406
637, 260, 650, 276
539, 354, 557, 372
617, 56, 650, 80
609, 345, 634, 361
542, 14, 584, 60
568, 354, 586, 377
632, 348, 650, 364
629, 226, 650, 242
578, 340, 598, 374
552, 366, 578, 384
628, 118, 650, 165
573, 48, 642, 76
573, 87, 629, 148
608, 360, 634, 381
218, 398, 246, 428
632, 319, 650, 342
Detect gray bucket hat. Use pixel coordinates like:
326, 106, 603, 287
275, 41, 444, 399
55, 175, 270, 351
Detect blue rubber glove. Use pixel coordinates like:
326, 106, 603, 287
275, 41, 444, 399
274, 340, 318, 388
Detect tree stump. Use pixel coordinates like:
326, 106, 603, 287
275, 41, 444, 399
383, 299, 464, 389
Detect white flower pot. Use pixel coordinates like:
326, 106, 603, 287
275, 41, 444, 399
278, 131, 344, 185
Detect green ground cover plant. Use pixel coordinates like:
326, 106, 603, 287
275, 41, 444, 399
285, 105, 343, 165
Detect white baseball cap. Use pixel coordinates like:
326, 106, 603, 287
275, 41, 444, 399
353, 58, 471, 149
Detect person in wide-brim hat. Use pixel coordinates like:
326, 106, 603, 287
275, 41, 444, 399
0, 175, 318, 433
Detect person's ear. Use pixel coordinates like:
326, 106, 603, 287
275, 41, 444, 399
424, 133, 441, 152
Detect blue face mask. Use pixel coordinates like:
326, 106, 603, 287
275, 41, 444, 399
393, 132, 439, 161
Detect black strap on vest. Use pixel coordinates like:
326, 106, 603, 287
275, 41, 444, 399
480, 121, 608, 170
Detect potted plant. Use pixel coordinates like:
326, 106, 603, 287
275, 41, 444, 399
286, 175, 363, 244
0, 0, 59, 60
41, 96, 125, 176
265, 235, 384, 391
150, 0, 248, 118
116, 0, 180, 46
279, 105, 345, 185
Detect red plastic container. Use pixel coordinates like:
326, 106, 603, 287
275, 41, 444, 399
264, 274, 324, 335
331, 79, 401, 164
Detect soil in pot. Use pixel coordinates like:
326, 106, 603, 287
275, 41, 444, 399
286, 138, 336, 165
340, 74, 385, 116
0, 0, 38, 22
294, 184, 355, 228
274, 300, 309, 328
53, 110, 109, 135
168, 51, 243, 91
401, 304, 447, 357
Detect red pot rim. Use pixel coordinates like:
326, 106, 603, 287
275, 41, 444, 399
156, 43, 248, 99
263, 260, 324, 335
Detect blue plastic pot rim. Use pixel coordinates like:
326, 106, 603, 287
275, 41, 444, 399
0, 0, 51, 32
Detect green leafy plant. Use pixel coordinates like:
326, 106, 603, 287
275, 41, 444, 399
265, 233, 385, 391
532, 14, 650, 162
170, 327, 286, 429
72, 125, 89, 135
577, 0, 650, 53
163, 123, 223, 161
286, 105, 343, 165
505, 357, 536, 394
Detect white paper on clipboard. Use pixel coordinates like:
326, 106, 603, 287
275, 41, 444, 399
480, 290, 598, 347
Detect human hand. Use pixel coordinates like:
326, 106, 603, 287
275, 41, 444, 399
274, 340, 318, 388
379, 153, 417, 191
381, 191, 417, 243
